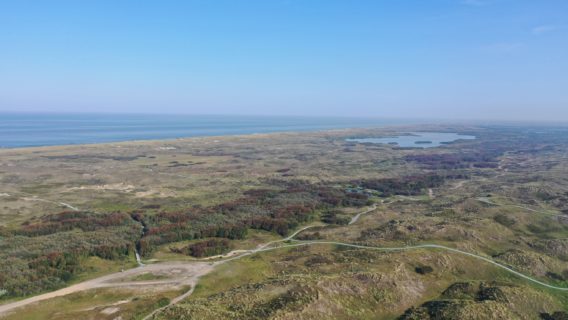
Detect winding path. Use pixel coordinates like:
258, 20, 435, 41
349, 204, 377, 225
1, 205, 567, 319
253, 242, 568, 291
477, 197, 566, 219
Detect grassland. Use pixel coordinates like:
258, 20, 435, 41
1, 287, 186, 320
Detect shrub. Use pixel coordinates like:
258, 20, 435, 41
180, 239, 231, 258
494, 214, 516, 227
415, 266, 433, 275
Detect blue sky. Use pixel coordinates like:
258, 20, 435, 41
1, 0, 567, 121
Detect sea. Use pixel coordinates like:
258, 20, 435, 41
0, 113, 411, 148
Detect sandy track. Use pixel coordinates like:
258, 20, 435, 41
2, 205, 567, 318
0, 262, 213, 317
0, 217, 342, 317
349, 204, 377, 225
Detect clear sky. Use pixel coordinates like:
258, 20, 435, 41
1, 0, 567, 121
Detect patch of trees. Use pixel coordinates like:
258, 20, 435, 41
138, 221, 247, 256
136, 181, 369, 256
0, 218, 139, 299
247, 217, 292, 236
27, 252, 80, 282
321, 210, 350, 225
341, 192, 373, 207
144, 222, 248, 240
17, 211, 133, 237
171, 239, 231, 257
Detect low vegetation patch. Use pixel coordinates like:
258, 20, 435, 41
415, 265, 434, 275
171, 239, 231, 258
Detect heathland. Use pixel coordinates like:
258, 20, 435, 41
0, 124, 567, 319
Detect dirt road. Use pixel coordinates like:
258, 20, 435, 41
0, 262, 213, 317
1, 204, 567, 319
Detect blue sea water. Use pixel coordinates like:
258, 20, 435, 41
0, 113, 407, 148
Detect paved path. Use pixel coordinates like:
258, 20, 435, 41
349, 205, 377, 225
2, 205, 567, 319
255, 241, 568, 291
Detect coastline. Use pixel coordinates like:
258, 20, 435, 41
0, 113, 415, 149
0, 123, 474, 154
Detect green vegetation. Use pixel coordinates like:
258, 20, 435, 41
0, 212, 139, 298
172, 238, 231, 258
399, 281, 564, 320
2, 287, 183, 320
2, 125, 568, 319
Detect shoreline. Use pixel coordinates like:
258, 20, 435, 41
0, 127, 375, 151
0, 123, 476, 153
0, 113, 419, 150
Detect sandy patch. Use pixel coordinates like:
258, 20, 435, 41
101, 307, 120, 315
69, 183, 135, 192
82, 299, 131, 312
135, 189, 176, 198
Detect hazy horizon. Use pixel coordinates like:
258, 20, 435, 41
3, 110, 568, 126
1, 0, 567, 122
